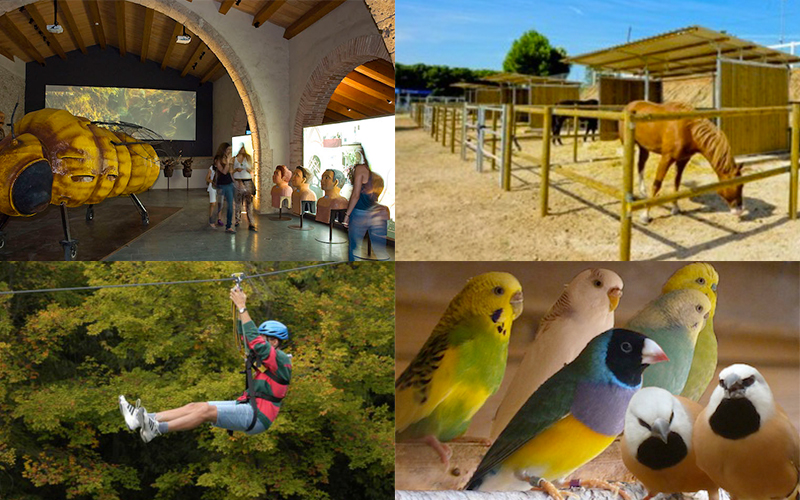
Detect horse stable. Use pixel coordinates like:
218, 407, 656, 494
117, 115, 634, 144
565, 25, 800, 156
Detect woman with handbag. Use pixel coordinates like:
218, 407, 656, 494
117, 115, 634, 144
232, 145, 257, 232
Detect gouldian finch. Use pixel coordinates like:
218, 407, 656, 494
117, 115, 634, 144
694, 364, 800, 500
466, 328, 667, 495
621, 387, 718, 500
661, 263, 719, 401
491, 268, 623, 439
395, 272, 524, 468
627, 289, 711, 395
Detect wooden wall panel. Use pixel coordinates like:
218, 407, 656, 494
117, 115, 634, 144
598, 77, 663, 140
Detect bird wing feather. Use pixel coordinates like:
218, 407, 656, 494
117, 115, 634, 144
471, 365, 580, 483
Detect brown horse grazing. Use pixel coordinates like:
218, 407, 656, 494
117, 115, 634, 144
619, 101, 744, 224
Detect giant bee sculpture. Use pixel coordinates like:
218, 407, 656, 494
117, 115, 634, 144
0, 108, 164, 260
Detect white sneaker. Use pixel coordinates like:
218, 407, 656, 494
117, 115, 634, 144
138, 407, 161, 443
119, 395, 141, 431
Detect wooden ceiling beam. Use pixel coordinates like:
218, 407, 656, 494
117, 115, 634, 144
354, 60, 395, 87
341, 72, 393, 101
161, 21, 183, 70
283, 0, 345, 39
115, 1, 126, 56
60, 1, 86, 54
181, 41, 206, 77
200, 60, 223, 83
335, 83, 394, 113
324, 108, 350, 123
141, 8, 154, 62
0, 15, 45, 65
87, 0, 106, 49
218, 0, 235, 14
0, 41, 14, 62
329, 91, 390, 118
26, 4, 67, 60
326, 100, 368, 121
253, 0, 286, 28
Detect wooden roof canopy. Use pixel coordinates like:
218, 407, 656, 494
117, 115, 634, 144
565, 25, 800, 78
0, 0, 394, 124
482, 72, 580, 86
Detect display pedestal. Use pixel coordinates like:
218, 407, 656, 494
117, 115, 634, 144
288, 200, 316, 231
353, 231, 390, 261
315, 208, 347, 244
269, 196, 292, 221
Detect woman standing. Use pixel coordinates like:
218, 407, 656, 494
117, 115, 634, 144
232, 145, 256, 232
212, 142, 235, 233
344, 162, 386, 261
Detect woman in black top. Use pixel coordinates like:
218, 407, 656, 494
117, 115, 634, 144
212, 142, 236, 233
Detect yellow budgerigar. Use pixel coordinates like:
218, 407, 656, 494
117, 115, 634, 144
661, 263, 719, 401
396, 272, 524, 469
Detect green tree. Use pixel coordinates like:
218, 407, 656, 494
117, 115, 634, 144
0, 262, 394, 500
396, 63, 497, 96
503, 30, 571, 77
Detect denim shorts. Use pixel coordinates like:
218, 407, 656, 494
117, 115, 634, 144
208, 400, 267, 435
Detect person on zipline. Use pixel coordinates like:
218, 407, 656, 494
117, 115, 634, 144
118, 287, 292, 442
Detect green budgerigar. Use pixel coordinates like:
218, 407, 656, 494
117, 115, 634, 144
396, 272, 524, 469
661, 263, 720, 401
627, 288, 711, 395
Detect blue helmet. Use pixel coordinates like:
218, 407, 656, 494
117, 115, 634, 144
258, 320, 289, 340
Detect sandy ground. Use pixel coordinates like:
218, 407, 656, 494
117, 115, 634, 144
395, 114, 800, 260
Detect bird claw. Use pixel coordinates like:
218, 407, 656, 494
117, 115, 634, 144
422, 435, 452, 469
569, 479, 632, 500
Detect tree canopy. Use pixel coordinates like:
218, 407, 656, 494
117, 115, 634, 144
502, 30, 570, 77
0, 261, 394, 500
397, 63, 497, 96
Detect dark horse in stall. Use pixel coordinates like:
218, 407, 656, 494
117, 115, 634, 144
552, 99, 599, 145
619, 100, 744, 224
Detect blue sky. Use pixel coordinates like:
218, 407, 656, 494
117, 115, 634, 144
397, 0, 800, 81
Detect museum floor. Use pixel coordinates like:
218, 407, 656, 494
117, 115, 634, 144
110, 189, 394, 261
0, 189, 394, 261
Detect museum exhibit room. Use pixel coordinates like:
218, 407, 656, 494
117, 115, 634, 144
0, 0, 395, 261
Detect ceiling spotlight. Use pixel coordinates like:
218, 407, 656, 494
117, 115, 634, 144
347, 108, 352, 112
387, 99, 393, 104
176, 25, 191, 44
47, 0, 64, 34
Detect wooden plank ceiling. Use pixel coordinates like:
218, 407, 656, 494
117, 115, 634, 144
325, 58, 395, 124
0, 0, 349, 82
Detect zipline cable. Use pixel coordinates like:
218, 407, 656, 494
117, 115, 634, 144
0, 261, 348, 296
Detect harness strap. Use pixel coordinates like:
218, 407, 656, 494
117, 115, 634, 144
244, 351, 259, 432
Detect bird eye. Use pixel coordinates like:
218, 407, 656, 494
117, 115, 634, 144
593, 280, 602, 287
493, 286, 504, 296
669, 412, 674, 424
719, 379, 725, 387
696, 277, 706, 285
638, 418, 651, 430
621, 341, 632, 353
743, 376, 755, 387
696, 304, 704, 313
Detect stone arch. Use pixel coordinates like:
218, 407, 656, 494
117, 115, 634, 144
289, 33, 391, 167
0, 0, 269, 200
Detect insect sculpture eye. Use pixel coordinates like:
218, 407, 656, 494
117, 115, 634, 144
696, 277, 706, 285
594, 280, 602, 287
493, 286, 504, 296
621, 341, 632, 353
638, 418, 651, 430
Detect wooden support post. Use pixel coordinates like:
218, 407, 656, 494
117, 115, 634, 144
461, 105, 468, 160
791, 103, 799, 220
433, 106, 439, 139
491, 110, 499, 171
450, 106, 457, 154
572, 114, 579, 163
442, 108, 448, 147
503, 104, 514, 191
620, 110, 636, 261
540, 106, 552, 216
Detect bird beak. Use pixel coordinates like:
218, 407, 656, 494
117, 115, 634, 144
641, 338, 669, 365
608, 287, 622, 312
651, 417, 670, 443
510, 291, 524, 319
723, 373, 746, 398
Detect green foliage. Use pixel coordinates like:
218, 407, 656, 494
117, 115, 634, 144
397, 63, 497, 96
502, 30, 571, 77
0, 262, 394, 500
